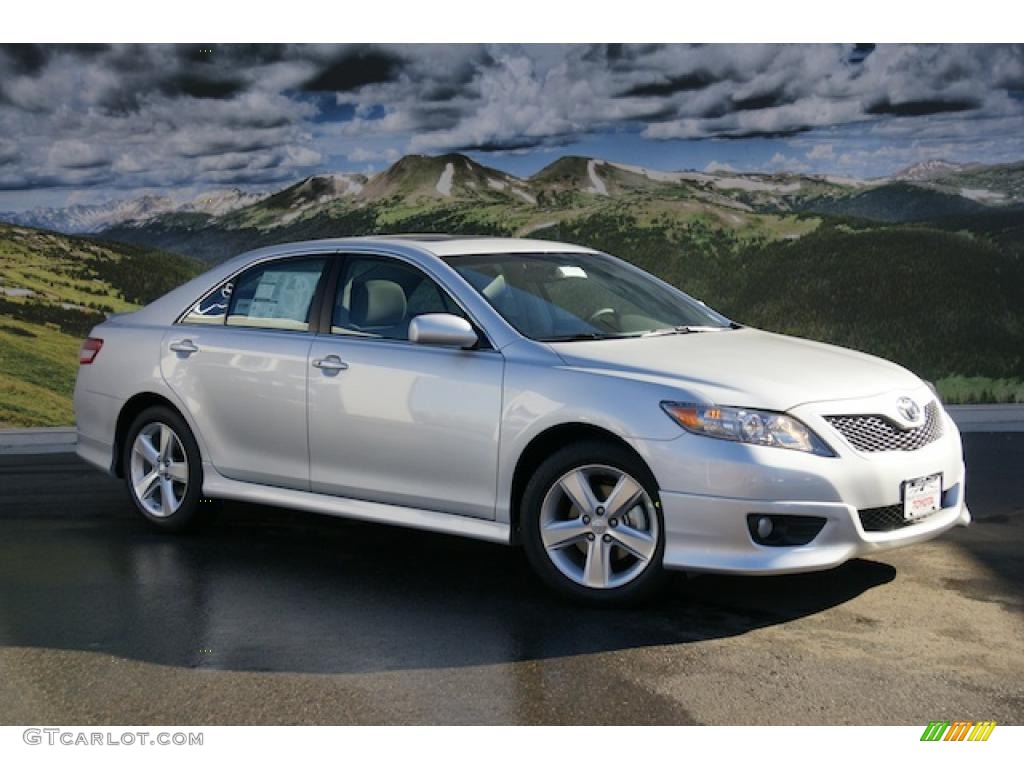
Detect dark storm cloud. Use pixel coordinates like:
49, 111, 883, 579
848, 44, 876, 64
458, 139, 545, 152
716, 126, 813, 140
177, 43, 290, 67
618, 70, 719, 98
456, 135, 570, 152
594, 43, 666, 70
407, 104, 468, 131
301, 47, 403, 92
172, 135, 281, 159
865, 97, 981, 117
420, 83, 472, 102
158, 74, 247, 100
0, 44, 50, 75
731, 88, 795, 112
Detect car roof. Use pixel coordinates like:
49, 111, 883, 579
243, 235, 601, 260
361, 234, 598, 256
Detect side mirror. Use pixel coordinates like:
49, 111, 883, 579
408, 313, 479, 349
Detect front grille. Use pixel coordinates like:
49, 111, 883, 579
825, 401, 942, 452
858, 505, 914, 532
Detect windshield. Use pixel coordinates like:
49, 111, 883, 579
445, 251, 732, 341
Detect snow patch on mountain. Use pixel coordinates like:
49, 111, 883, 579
892, 160, 965, 181
179, 189, 269, 215
823, 175, 876, 188
586, 159, 608, 196
713, 177, 801, 193
511, 188, 537, 205
960, 187, 1006, 202
324, 173, 365, 196
436, 162, 455, 196
608, 161, 716, 184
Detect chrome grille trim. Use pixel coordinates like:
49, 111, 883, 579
825, 401, 942, 452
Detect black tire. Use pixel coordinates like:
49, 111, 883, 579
122, 405, 206, 533
521, 440, 669, 605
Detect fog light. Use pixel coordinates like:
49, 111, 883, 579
746, 513, 827, 546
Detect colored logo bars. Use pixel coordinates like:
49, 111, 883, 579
920, 721, 997, 741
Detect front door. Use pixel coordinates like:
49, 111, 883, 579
307, 253, 503, 519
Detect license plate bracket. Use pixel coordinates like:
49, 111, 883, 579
902, 473, 942, 520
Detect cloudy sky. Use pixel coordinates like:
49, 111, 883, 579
1, 43, 1022, 210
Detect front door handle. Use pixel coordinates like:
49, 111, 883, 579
169, 339, 199, 355
312, 355, 348, 372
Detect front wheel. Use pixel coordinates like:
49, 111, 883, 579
123, 405, 205, 532
521, 441, 668, 604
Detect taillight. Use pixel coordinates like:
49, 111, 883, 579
79, 337, 103, 365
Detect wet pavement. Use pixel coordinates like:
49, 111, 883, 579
0, 435, 1022, 724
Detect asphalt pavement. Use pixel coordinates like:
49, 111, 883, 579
0, 435, 1021, 724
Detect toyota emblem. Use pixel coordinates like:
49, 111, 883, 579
897, 396, 921, 422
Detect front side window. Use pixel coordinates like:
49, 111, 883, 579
224, 257, 327, 331
331, 256, 464, 340
444, 252, 730, 341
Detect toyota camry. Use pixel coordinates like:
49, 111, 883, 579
74, 236, 970, 603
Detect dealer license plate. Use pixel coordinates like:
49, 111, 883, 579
902, 473, 942, 520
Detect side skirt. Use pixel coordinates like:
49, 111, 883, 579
202, 464, 512, 545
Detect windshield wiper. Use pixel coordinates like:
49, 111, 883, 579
641, 324, 732, 337
540, 332, 620, 342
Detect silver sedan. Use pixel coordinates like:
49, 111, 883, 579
74, 236, 970, 603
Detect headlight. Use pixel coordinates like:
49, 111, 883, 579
661, 402, 834, 456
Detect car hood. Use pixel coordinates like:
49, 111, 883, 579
548, 328, 923, 412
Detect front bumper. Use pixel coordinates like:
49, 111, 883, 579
656, 470, 969, 574
631, 387, 971, 574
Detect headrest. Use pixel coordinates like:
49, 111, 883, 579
350, 279, 407, 327
482, 273, 507, 301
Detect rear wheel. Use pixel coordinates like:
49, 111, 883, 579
123, 405, 205, 532
521, 441, 668, 604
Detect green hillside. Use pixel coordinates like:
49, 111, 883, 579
0, 224, 200, 426
801, 183, 990, 222
718, 225, 1024, 382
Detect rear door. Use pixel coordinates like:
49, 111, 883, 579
161, 254, 329, 490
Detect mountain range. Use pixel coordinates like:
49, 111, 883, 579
4, 155, 1023, 258
2, 188, 268, 235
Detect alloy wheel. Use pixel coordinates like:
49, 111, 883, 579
129, 422, 189, 517
539, 464, 659, 589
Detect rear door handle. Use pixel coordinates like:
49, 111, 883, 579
169, 339, 199, 355
312, 355, 348, 371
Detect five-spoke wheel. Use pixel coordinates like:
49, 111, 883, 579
130, 422, 189, 517
123, 405, 205, 531
540, 464, 659, 590
522, 441, 667, 603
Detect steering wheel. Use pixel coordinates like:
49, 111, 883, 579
588, 307, 620, 331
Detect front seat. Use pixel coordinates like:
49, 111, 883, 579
350, 279, 409, 338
